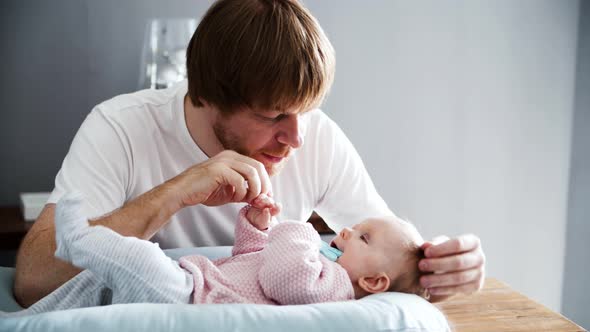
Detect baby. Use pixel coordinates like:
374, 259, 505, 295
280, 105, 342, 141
4, 192, 427, 316
247, 194, 428, 299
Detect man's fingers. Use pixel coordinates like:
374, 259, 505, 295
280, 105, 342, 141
419, 250, 484, 272
427, 280, 482, 296
431, 235, 450, 245
420, 267, 483, 288
420, 242, 434, 250
424, 234, 480, 258
418, 234, 486, 299
222, 151, 272, 197
221, 169, 248, 202
255, 161, 272, 197
225, 160, 261, 202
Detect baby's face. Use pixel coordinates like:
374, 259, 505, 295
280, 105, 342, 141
330, 216, 423, 284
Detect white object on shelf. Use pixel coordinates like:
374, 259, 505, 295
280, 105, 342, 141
20, 192, 51, 222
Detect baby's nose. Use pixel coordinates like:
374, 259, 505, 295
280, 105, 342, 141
340, 227, 352, 240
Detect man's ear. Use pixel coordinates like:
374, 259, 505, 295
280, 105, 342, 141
197, 98, 208, 108
358, 272, 391, 294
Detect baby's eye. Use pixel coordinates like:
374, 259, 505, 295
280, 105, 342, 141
360, 234, 369, 243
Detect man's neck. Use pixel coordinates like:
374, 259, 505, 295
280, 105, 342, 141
184, 94, 224, 158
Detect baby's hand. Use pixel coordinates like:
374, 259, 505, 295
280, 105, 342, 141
246, 194, 282, 230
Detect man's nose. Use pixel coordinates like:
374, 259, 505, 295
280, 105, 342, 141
276, 114, 304, 149
340, 227, 352, 240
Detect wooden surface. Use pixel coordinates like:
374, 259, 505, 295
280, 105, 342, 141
0, 206, 33, 250
436, 278, 586, 332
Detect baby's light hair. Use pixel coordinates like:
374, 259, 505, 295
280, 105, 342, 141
387, 244, 429, 299
386, 218, 430, 299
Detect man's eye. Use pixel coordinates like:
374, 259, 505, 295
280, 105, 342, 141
260, 114, 285, 122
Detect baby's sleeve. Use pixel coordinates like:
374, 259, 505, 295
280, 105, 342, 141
231, 207, 277, 256
258, 221, 354, 304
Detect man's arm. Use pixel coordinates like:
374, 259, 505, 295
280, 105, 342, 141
13, 182, 180, 307
14, 205, 77, 308
14, 150, 272, 307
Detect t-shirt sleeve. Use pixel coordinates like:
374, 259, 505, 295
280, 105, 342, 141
312, 113, 394, 232
48, 107, 131, 218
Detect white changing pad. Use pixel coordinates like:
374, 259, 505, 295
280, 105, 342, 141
0, 246, 449, 332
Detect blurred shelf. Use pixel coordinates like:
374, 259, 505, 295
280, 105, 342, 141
0, 206, 33, 250
0, 207, 334, 252
307, 212, 335, 235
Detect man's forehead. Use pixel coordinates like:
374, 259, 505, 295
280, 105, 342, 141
252, 105, 314, 115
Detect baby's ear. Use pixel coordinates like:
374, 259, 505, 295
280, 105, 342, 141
358, 272, 390, 294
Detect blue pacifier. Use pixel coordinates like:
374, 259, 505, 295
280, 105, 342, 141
319, 241, 343, 262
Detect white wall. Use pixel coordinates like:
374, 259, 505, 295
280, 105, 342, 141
305, 0, 579, 311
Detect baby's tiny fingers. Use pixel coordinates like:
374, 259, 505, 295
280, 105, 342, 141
246, 206, 261, 222
254, 208, 271, 230
270, 202, 282, 216
251, 194, 272, 208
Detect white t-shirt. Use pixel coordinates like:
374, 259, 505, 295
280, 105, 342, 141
48, 81, 392, 248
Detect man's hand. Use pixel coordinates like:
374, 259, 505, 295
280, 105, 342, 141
245, 194, 282, 230
167, 150, 272, 208
418, 234, 485, 302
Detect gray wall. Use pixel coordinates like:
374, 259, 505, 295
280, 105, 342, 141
562, 1, 590, 329
0, 0, 586, 321
0, 0, 211, 204
0, 1, 89, 203
307, 0, 579, 314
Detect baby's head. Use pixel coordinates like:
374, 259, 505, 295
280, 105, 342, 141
330, 216, 428, 300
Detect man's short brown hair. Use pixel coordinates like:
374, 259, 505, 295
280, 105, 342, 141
186, 0, 335, 113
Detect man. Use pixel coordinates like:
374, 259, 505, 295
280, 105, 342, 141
14, 0, 485, 307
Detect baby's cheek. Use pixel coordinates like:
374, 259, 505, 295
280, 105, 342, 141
338, 256, 359, 281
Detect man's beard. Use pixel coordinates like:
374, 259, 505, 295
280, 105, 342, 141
213, 120, 290, 176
